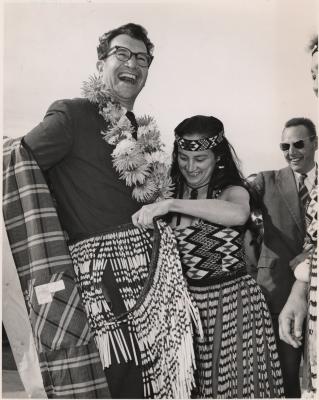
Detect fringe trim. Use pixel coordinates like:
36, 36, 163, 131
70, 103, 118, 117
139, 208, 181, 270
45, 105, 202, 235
70, 220, 200, 398
189, 275, 284, 398
304, 247, 317, 395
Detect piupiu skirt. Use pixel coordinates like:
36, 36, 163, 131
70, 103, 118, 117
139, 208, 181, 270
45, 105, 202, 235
189, 274, 284, 398
69, 220, 201, 398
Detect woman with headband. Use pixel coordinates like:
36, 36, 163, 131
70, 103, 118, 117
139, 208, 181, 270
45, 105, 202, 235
132, 115, 284, 398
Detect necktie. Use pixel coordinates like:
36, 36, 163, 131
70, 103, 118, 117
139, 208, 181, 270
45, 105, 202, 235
298, 173, 310, 209
298, 174, 310, 229
125, 111, 138, 140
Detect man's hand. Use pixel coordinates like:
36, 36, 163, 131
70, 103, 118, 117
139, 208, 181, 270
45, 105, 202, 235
278, 280, 307, 348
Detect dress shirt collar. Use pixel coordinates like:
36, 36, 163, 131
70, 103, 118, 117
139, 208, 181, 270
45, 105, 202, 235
293, 163, 317, 191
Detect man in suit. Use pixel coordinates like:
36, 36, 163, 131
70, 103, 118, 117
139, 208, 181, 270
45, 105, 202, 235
278, 35, 318, 396
253, 117, 317, 398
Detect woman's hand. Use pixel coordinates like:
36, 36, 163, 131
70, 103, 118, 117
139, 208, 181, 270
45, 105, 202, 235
132, 199, 172, 229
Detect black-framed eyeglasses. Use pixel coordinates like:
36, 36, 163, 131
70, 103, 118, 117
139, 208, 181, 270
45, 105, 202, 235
279, 135, 316, 151
105, 46, 153, 68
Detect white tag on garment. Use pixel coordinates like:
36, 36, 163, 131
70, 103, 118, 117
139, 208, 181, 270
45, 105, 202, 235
35, 280, 65, 305
35, 285, 53, 305
48, 279, 65, 292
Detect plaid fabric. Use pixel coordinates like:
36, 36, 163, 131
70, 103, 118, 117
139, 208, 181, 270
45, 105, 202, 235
39, 341, 109, 398
3, 137, 109, 398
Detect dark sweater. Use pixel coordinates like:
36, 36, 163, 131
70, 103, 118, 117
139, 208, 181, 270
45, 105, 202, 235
24, 98, 141, 241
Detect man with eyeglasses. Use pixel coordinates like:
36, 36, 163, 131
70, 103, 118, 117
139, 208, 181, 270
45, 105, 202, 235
3, 23, 194, 399
252, 117, 317, 398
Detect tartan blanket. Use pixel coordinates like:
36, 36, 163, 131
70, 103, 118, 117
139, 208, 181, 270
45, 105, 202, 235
2, 137, 109, 398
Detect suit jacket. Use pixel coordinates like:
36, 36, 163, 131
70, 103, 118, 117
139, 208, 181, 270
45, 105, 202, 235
253, 166, 305, 314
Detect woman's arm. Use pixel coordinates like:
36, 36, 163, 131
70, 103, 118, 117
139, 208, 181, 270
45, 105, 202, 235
132, 185, 250, 229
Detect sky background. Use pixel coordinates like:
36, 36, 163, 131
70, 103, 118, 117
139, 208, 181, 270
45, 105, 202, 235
3, 0, 318, 176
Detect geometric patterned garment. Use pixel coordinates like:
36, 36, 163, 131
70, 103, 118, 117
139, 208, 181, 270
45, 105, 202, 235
175, 131, 224, 151
302, 181, 317, 397
69, 220, 201, 399
175, 221, 284, 398
305, 181, 317, 245
176, 221, 246, 284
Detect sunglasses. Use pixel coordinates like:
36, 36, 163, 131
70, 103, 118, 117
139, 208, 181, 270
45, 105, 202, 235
279, 135, 316, 151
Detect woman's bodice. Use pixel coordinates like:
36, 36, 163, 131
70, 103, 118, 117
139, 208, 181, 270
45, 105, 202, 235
174, 220, 247, 285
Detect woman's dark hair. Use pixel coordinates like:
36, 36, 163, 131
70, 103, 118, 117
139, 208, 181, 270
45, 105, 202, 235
97, 23, 154, 60
171, 115, 246, 198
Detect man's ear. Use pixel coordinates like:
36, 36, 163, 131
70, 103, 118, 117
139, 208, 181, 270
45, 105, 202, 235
96, 60, 104, 74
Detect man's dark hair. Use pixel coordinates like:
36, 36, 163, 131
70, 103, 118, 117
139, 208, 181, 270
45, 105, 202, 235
97, 23, 154, 60
284, 117, 317, 139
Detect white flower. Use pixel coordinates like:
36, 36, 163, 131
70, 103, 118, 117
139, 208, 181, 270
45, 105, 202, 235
132, 180, 157, 202
112, 138, 135, 157
146, 119, 158, 133
113, 150, 145, 172
83, 74, 174, 203
122, 164, 150, 185
144, 151, 171, 165
118, 114, 132, 130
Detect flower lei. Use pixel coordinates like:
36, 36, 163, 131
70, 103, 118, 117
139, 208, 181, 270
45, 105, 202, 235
82, 75, 174, 203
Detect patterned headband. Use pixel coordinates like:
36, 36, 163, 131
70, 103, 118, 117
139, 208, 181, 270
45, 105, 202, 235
312, 43, 318, 56
175, 130, 224, 151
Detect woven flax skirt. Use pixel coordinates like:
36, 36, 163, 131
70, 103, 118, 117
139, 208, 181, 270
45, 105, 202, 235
69, 219, 201, 399
190, 275, 284, 399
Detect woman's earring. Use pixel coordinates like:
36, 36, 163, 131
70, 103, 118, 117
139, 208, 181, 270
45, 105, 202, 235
216, 157, 224, 169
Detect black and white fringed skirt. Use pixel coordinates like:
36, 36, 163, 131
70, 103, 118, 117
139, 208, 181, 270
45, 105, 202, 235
303, 246, 317, 397
69, 219, 202, 399
302, 189, 317, 397
190, 275, 284, 399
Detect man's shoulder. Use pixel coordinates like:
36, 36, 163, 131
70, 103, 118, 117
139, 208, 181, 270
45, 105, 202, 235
253, 168, 292, 195
257, 167, 291, 180
49, 98, 96, 114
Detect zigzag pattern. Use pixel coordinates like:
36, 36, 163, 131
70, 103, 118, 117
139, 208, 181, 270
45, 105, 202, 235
305, 192, 317, 243
175, 221, 245, 281
175, 220, 284, 397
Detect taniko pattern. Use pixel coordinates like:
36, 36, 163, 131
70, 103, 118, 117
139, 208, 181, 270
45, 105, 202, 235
176, 221, 246, 281
175, 130, 224, 151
